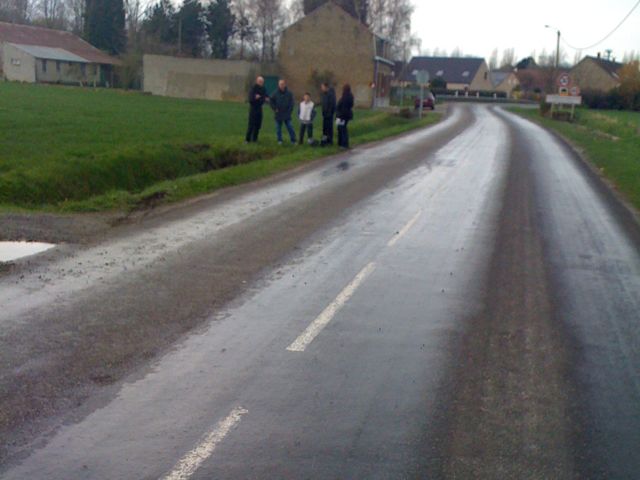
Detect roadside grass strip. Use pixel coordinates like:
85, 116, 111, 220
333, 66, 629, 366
162, 406, 248, 480
0, 82, 441, 213
508, 107, 640, 211
287, 262, 376, 352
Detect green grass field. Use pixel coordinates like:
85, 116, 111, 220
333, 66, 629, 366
510, 107, 640, 210
0, 82, 441, 212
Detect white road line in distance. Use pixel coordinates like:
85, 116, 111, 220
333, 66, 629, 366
387, 210, 422, 247
161, 406, 248, 480
286, 262, 376, 352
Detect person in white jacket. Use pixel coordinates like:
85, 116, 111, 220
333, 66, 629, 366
298, 93, 316, 145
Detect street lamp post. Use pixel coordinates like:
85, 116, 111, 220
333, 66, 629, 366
545, 25, 561, 69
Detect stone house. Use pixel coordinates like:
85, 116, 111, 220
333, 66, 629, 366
277, 1, 394, 107
489, 70, 520, 97
0, 22, 120, 86
571, 55, 623, 92
400, 57, 494, 92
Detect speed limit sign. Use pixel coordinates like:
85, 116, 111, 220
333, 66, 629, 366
557, 73, 570, 88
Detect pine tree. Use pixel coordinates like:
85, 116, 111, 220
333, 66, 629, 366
206, 0, 235, 59
84, 0, 126, 54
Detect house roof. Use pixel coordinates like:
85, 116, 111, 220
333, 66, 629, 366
0, 21, 120, 65
489, 71, 510, 88
584, 56, 623, 79
401, 57, 486, 84
9, 43, 89, 63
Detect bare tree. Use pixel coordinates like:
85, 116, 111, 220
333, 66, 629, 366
249, 0, 286, 62
367, 0, 414, 59
450, 46, 462, 57
0, 0, 34, 23
573, 49, 583, 66
66, 0, 84, 33
231, 0, 256, 59
288, 0, 303, 22
33, 0, 66, 28
432, 47, 446, 57
500, 48, 515, 68
489, 48, 498, 70
125, 0, 144, 47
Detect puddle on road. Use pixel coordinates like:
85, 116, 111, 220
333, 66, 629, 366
0, 241, 55, 262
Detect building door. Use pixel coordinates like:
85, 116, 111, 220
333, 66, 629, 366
264, 76, 279, 96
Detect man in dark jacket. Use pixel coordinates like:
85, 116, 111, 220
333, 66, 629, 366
270, 79, 296, 145
245, 76, 268, 143
320, 82, 336, 146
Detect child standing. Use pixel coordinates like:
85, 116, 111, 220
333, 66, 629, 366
298, 93, 316, 145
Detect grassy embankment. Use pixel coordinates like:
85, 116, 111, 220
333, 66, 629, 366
510, 107, 640, 210
0, 82, 441, 213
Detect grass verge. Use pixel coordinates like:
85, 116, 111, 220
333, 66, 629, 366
509, 107, 640, 211
0, 82, 441, 212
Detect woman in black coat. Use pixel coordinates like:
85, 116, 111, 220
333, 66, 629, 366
336, 84, 354, 149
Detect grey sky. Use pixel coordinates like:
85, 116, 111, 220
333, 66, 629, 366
412, 0, 640, 63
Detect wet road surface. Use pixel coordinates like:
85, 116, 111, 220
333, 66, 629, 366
1, 105, 639, 479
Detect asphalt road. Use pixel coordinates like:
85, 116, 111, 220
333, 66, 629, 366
1, 104, 639, 479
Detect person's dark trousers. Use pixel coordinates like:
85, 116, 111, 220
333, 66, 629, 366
299, 123, 313, 144
276, 119, 296, 143
337, 120, 350, 148
322, 115, 334, 145
245, 109, 262, 142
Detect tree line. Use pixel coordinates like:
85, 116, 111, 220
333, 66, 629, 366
0, 0, 417, 62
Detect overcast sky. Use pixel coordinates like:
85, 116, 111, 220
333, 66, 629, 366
411, 0, 640, 63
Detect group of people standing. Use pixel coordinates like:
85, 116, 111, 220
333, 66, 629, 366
245, 77, 354, 149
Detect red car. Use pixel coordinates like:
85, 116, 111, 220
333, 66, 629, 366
414, 92, 436, 110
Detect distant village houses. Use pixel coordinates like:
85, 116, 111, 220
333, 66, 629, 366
571, 55, 624, 92
0, 22, 120, 86
489, 70, 519, 97
400, 56, 494, 92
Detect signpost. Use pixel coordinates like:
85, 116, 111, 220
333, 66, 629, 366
415, 70, 430, 119
546, 73, 581, 120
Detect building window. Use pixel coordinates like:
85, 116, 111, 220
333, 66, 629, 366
11, 58, 21, 66
80, 63, 86, 76
93, 64, 97, 75
42, 59, 47, 72
56, 61, 61, 73
462, 71, 470, 77
484, 71, 488, 80
436, 70, 444, 76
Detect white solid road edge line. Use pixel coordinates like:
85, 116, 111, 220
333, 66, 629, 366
286, 262, 376, 352
161, 406, 248, 480
387, 210, 422, 247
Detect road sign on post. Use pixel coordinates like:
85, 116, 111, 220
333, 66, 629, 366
415, 70, 430, 119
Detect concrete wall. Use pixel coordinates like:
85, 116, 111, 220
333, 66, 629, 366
278, 3, 376, 107
572, 58, 620, 92
143, 54, 259, 101
2, 43, 36, 82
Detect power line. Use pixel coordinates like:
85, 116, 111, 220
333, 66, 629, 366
561, 0, 640, 51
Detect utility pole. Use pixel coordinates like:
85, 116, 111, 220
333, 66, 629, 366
545, 25, 561, 69
555, 29, 561, 69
